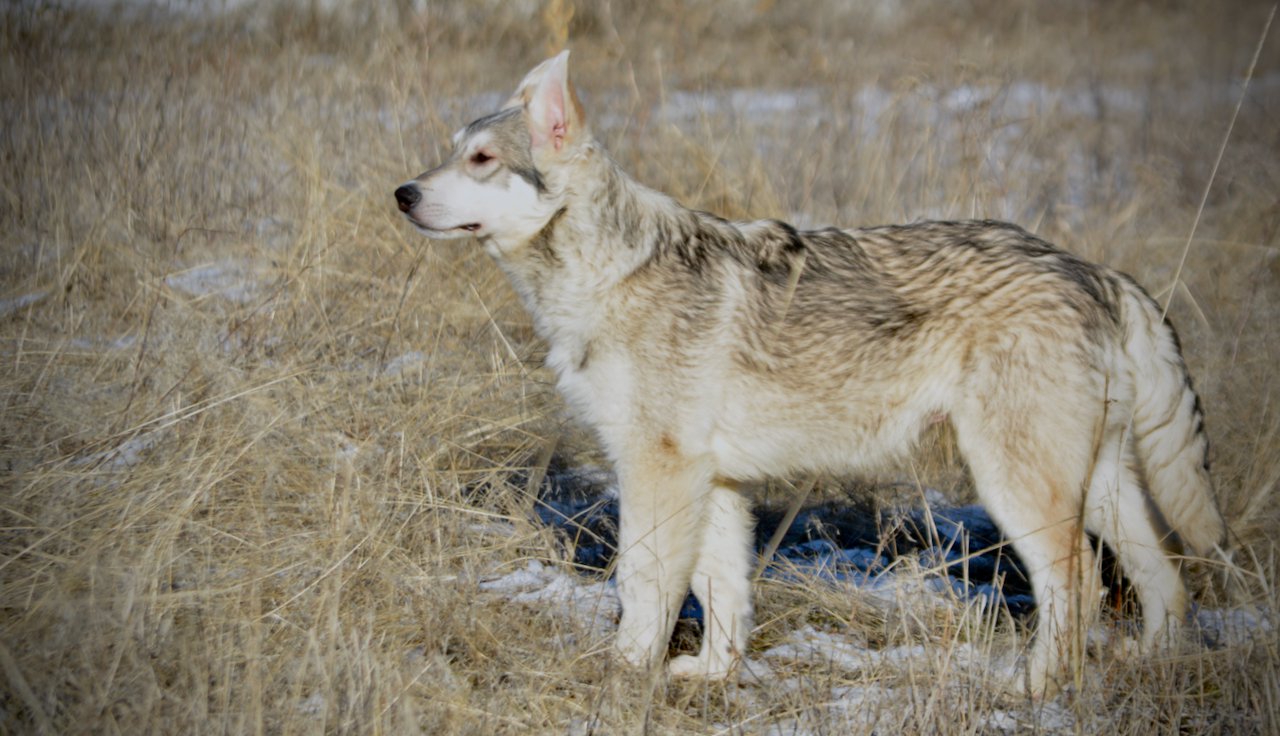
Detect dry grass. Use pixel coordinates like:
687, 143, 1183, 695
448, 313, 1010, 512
2, 1, 1278, 733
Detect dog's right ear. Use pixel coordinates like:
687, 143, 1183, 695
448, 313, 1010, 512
507, 50, 586, 154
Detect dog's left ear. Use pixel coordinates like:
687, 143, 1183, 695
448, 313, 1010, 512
510, 50, 586, 154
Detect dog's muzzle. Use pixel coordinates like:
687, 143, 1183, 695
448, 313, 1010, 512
394, 184, 421, 213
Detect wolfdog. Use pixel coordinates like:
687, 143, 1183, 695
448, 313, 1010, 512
395, 51, 1225, 695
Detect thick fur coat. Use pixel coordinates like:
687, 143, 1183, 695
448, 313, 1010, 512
395, 51, 1225, 695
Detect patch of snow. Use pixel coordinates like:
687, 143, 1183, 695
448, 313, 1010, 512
166, 262, 262, 304
69, 334, 138, 351
983, 709, 1020, 732
249, 216, 293, 250
662, 87, 823, 123
73, 430, 165, 469
55, 0, 430, 20
854, 562, 957, 606
1196, 605, 1274, 648
465, 520, 518, 538
922, 487, 950, 508
980, 699, 1076, 734
759, 683, 905, 735
762, 624, 980, 673
383, 351, 425, 377
297, 691, 326, 717
334, 436, 360, 463
479, 560, 620, 633
0, 290, 47, 318
514, 576, 620, 629
479, 559, 551, 594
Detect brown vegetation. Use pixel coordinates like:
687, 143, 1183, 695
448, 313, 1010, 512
2, 1, 1277, 732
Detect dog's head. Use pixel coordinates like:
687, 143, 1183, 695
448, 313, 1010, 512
394, 50, 588, 251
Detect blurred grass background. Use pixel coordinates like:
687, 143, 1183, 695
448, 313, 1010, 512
1, 0, 1278, 732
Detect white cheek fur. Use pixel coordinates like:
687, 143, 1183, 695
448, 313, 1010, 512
421, 169, 558, 244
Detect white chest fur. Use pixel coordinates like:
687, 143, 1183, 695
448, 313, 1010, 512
546, 341, 635, 457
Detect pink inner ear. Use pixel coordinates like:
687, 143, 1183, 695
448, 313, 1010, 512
531, 63, 569, 150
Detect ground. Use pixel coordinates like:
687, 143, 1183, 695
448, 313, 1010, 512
2, 1, 1279, 733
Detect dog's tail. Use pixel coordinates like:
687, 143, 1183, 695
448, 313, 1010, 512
1120, 280, 1226, 555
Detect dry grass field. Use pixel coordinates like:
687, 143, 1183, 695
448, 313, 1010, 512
3, 0, 1279, 733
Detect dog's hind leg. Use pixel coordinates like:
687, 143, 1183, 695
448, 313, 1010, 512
954, 397, 1103, 696
1084, 431, 1188, 651
613, 438, 711, 671
668, 482, 754, 678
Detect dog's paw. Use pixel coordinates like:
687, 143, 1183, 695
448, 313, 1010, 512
988, 655, 1061, 700
667, 653, 736, 680
989, 656, 1026, 696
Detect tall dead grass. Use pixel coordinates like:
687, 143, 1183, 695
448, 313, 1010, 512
2, 1, 1278, 733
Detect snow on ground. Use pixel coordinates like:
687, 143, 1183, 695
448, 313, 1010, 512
44, 0, 430, 20
480, 559, 620, 637
475, 555, 1078, 733
474, 548, 1270, 734
165, 261, 266, 305
0, 290, 47, 318
1196, 605, 1275, 648
72, 429, 167, 470
466, 459, 1278, 733
382, 351, 427, 377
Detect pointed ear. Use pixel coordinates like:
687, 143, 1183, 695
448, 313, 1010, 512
507, 50, 586, 153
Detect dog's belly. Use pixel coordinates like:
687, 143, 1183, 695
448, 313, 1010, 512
702, 388, 937, 481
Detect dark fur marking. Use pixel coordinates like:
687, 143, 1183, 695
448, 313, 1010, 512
732, 348, 772, 374
1113, 274, 1213, 474
658, 433, 678, 454
1125, 440, 1187, 558
1161, 319, 1211, 472
751, 220, 807, 278
458, 107, 549, 194
463, 107, 522, 138
867, 307, 927, 338
510, 163, 547, 193
528, 206, 569, 264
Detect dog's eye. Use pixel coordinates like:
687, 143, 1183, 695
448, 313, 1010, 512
470, 151, 493, 165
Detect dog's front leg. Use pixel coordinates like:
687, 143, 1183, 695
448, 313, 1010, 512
667, 482, 753, 679
613, 439, 709, 672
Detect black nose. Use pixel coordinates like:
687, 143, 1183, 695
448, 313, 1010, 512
394, 184, 421, 213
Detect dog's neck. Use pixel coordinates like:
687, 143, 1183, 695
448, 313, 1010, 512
491, 142, 686, 336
